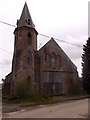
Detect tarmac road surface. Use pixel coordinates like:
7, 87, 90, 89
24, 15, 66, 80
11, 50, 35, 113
0, 103, 2, 120
3, 98, 88, 118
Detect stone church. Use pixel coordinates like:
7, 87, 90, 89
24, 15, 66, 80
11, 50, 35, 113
4, 2, 79, 96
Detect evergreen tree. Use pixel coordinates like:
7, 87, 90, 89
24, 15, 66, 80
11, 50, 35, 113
82, 38, 90, 94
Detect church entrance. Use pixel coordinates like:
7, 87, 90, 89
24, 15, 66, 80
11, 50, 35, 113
43, 71, 62, 95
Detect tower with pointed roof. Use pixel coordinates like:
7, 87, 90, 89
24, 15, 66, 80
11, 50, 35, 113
17, 2, 35, 28
11, 2, 38, 94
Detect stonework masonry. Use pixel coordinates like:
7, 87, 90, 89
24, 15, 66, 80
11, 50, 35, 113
3, 2, 80, 96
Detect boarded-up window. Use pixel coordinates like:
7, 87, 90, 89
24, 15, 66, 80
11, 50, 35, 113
43, 72, 50, 83
44, 72, 52, 83
52, 72, 62, 83
43, 71, 62, 95
44, 83, 62, 95
44, 72, 61, 83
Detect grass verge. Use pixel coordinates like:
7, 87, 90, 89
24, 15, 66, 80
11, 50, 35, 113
3, 96, 52, 105
3, 93, 89, 106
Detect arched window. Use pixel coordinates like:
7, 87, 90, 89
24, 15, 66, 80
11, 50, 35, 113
51, 52, 56, 68
27, 32, 32, 45
27, 76, 31, 84
57, 55, 61, 68
46, 53, 51, 68
27, 51, 32, 64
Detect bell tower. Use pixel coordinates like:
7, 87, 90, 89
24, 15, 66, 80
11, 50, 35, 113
12, 2, 38, 93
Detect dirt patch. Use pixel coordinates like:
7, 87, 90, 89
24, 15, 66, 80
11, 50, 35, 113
2, 103, 21, 113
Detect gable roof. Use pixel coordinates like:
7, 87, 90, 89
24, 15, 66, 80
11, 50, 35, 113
38, 38, 77, 69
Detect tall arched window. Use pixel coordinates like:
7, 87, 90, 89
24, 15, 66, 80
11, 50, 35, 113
51, 52, 56, 68
27, 51, 32, 64
27, 32, 32, 45
57, 55, 61, 68
46, 53, 51, 68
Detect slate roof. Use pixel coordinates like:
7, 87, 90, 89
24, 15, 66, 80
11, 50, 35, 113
17, 2, 35, 28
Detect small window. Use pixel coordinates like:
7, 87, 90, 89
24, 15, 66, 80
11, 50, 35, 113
27, 18, 30, 25
27, 32, 32, 45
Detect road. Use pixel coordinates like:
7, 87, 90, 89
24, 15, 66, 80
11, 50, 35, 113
0, 103, 2, 120
3, 98, 88, 118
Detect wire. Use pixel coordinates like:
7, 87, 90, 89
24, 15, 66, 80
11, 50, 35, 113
39, 34, 51, 39
0, 20, 83, 47
0, 20, 16, 27
39, 33, 83, 48
54, 38, 82, 47
0, 20, 83, 56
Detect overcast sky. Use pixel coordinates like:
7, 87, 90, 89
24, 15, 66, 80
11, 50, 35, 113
0, 0, 88, 82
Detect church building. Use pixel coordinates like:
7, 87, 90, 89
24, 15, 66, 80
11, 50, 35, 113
4, 2, 79, 96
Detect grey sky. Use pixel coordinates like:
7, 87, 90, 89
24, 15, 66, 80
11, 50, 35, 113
0, 0, 88, 82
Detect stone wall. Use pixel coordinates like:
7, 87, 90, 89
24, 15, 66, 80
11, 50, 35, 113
38, 38, 79, 95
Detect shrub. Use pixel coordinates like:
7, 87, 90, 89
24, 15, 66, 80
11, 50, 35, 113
15, 79, 34, 98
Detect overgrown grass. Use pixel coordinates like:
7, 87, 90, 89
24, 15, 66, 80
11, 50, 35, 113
3, 96, 52, 105
3, 92, 89, 105
66, 91, 89, 97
